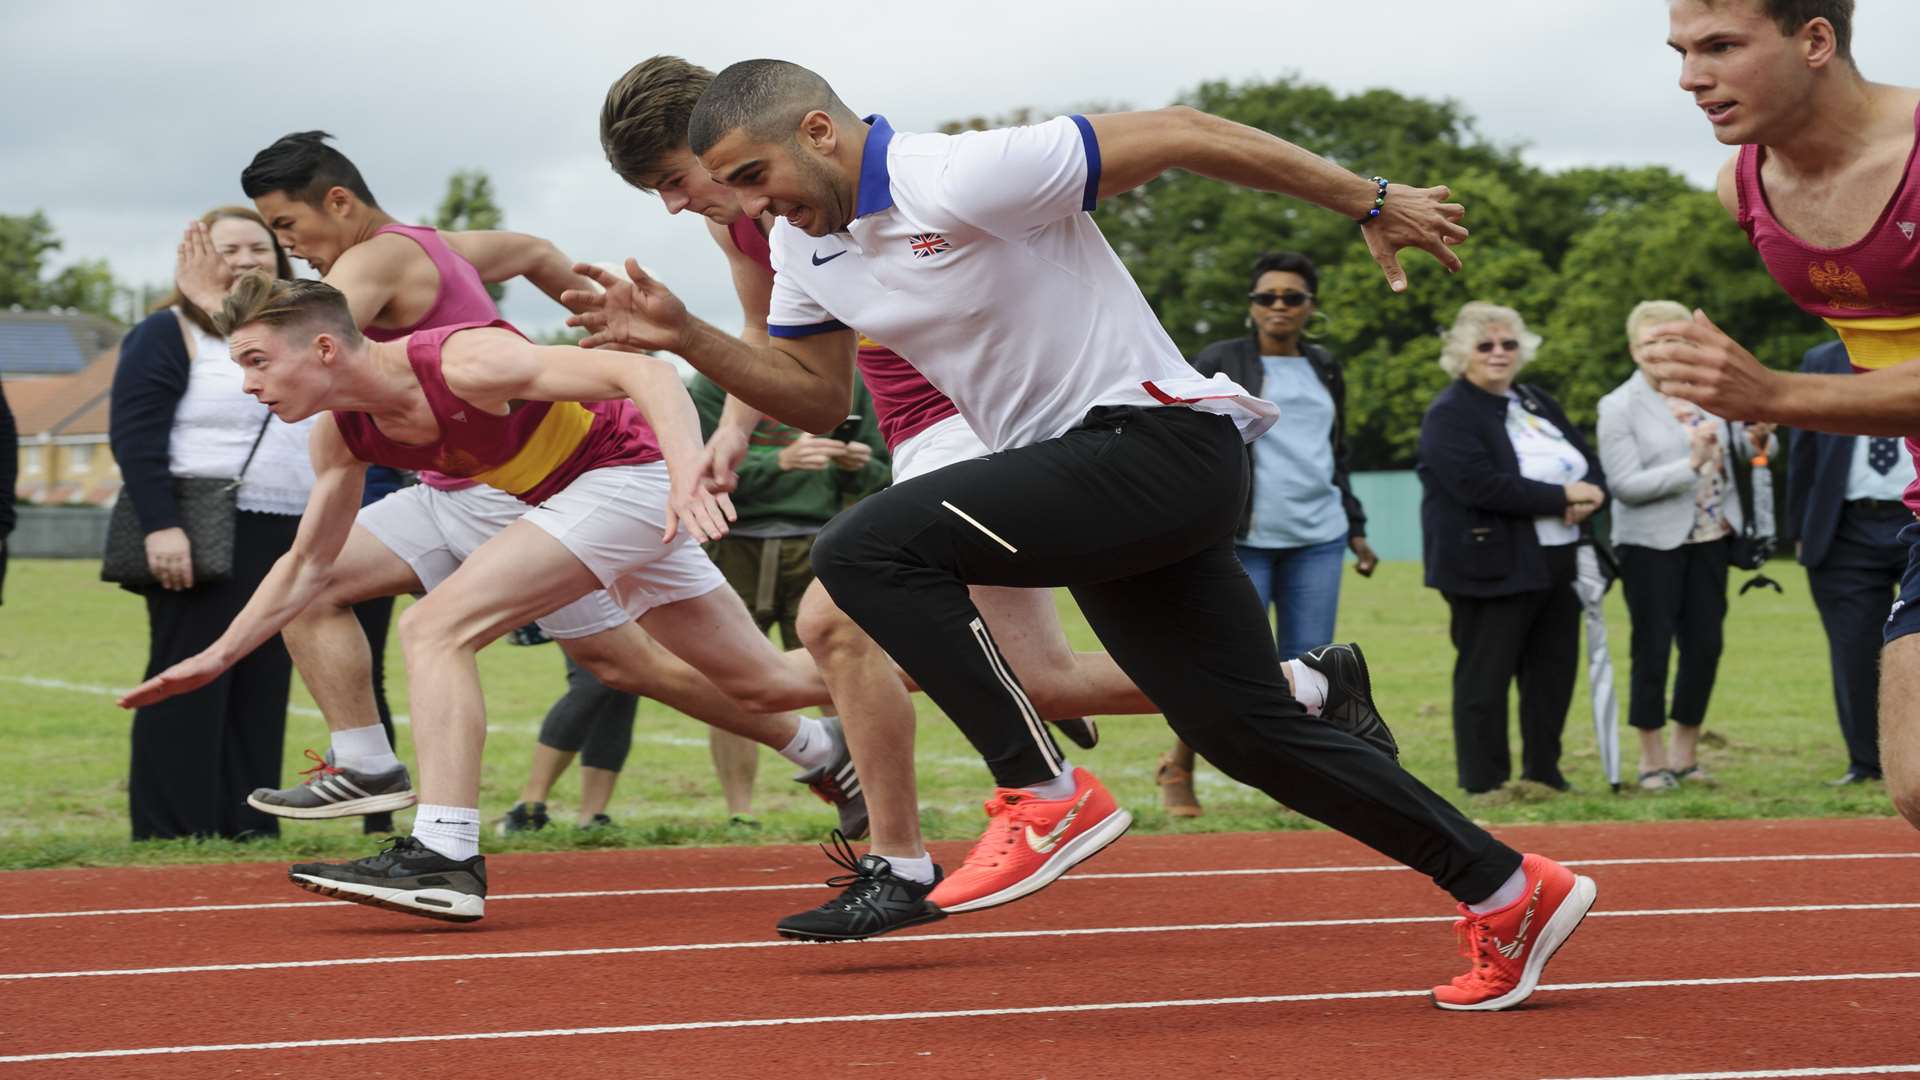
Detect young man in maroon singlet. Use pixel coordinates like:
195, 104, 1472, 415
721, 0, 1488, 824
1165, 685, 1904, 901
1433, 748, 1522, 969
120, 272, 747, 921
175, 131, 869, 838
1648, 1, 1920, 828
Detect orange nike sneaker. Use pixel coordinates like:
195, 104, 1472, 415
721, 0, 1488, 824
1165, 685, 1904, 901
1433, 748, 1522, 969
928, 767, 1133, 914
1431, 853, 1597, 1011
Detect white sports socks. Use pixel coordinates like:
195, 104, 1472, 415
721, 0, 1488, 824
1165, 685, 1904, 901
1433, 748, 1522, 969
331, 723, 402, 773
779, 716, 836, 770
1024, 761, 1078, 800
880, 852, 936, 885
1286, 659, 1328, 716
1467, 865, 1530, 914
412, 804, 481, 861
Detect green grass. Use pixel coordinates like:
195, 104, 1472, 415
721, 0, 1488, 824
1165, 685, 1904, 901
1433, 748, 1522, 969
0, 557, 1893, 870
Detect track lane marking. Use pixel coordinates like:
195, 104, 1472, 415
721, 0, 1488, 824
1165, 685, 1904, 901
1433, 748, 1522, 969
1542, 1066, 1920, 1079
5, 851, 1914, 921
4, 970, 1917, 1064
5, 901, 1917, 981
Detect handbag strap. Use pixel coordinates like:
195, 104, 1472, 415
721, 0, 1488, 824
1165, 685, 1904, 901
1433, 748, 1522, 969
1721, 418, 1758, 540
225, 414, 274, 491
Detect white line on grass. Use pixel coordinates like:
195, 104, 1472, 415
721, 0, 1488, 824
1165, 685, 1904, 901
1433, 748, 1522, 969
1542, 1066, 1920, 1079
3, 970, 1916, 1065
6, 901, 1917, 981
4, 850, 1915, 922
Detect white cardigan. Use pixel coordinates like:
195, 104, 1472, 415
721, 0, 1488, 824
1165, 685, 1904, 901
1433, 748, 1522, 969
1596, 370, 1772, 551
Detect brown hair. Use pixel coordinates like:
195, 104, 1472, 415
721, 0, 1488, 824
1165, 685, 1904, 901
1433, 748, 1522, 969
600, 55, 715, 191
152, 206, 295, 337
1702, 0, 1855, 61
215, 270, 360, 344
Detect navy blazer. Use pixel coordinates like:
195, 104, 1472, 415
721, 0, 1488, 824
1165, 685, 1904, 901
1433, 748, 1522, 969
1786, 340, 1900, 567
1417, 378, 1605, 598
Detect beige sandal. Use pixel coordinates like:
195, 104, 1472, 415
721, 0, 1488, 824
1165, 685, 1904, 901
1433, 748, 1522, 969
1156, 753, 1203, 817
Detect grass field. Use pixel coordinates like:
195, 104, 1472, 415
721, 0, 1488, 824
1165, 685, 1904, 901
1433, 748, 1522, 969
0, 555, 1894, 871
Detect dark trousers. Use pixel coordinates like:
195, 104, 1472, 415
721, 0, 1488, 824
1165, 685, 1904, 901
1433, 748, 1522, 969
1443, 543, 1580, 794
812, 405, 1519, 903
128, 510, 298, 840
1807, 503, 1907, 776
537, 653, 640, 772
1617, 537, 1730, 731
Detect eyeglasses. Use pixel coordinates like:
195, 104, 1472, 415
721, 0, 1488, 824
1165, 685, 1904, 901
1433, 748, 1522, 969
1476, 339, 1522, 354
1249, 290, 1314, 309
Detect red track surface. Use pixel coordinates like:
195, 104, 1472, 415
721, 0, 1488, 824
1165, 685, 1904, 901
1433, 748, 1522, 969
2, 818, 1917, 1079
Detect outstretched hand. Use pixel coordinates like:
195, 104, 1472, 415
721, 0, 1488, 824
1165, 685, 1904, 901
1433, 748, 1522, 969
118, 650, 230, 709
1640, 310, 1787, 421
562, 259, 692, 353
175, 221, 232, 312
664, 471, 736, 545
700, 425, 750, 494
1363, 184, 1468, 293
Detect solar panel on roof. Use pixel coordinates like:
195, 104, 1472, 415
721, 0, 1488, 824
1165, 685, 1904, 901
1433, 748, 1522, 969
0, 324, 90, 375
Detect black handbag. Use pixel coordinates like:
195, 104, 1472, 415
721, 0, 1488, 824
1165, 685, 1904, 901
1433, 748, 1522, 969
1722, 419, 1774, 573
100, 417, 272, 589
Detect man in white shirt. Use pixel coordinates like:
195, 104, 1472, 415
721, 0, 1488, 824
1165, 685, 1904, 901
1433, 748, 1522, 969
569, 60, 1595, 1011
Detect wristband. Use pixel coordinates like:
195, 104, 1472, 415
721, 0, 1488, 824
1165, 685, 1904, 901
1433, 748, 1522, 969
1360, 176, 1388, 223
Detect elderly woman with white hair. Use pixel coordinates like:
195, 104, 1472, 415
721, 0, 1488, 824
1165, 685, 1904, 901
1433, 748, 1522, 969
1418, 301, 1606, 795
1597, 300, 1775, 791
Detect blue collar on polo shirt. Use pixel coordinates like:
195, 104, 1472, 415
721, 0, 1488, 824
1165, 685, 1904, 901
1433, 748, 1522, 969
852, 114, 896, 220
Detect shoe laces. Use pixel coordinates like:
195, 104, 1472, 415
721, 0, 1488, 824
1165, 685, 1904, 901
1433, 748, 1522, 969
297, 748, 340, 785
955, 792, 1039, 871
1452, 914, 1503, 985
817, 829, 891, 912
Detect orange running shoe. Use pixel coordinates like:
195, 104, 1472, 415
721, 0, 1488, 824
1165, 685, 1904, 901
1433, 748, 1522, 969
1431, 853, 1597, 1011
928, 767, 1133, 914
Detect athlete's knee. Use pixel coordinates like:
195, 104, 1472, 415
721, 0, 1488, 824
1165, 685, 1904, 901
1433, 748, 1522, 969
395, 600, 478, 656
798, 586, 864, 653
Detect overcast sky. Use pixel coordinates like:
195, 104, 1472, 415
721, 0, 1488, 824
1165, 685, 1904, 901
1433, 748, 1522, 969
5, 1, 1917, 336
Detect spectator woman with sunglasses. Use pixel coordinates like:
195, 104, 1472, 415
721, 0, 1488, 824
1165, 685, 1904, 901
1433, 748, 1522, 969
1153, 251, 1374, 817
1418, 302, 1605, 795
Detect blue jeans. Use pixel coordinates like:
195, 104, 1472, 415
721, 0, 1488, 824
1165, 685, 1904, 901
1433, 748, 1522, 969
1235, 533, 1348, 658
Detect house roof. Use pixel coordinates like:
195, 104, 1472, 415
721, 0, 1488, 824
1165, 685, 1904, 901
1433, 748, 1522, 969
4, 345, 117, 437
0, 309, 124, 377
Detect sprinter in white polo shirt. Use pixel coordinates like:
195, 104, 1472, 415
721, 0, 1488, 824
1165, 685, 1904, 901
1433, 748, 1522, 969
569, 60, 1596, 1011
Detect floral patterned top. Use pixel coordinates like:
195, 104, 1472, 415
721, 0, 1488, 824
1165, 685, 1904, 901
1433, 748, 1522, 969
1664, 395, 1731, 543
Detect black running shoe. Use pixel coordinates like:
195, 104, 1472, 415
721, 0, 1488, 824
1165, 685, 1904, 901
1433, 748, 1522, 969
776, 831, 946, 942
288, 836, 487, 923
793, 717, 870, 840
493, 801, 550, 837
1049, 717, 1100, 750
1298, 642, 1400, 760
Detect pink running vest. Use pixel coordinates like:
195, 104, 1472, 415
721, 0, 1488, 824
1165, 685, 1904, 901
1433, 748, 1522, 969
362, 224, 504, 492
331, 321, 662, 505
1736, 102, 1920, 510
727, 215, 958, 450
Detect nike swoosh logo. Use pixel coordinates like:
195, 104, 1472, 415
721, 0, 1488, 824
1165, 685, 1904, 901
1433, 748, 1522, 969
1025, 789, 1096, 854
811, 250, 848, 266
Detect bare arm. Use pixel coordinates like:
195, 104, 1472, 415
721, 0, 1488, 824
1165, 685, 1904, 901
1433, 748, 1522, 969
442, 230, 596, 311
321, 238, 415, 329
699, 218, 775, 488
118, 416, 367, 708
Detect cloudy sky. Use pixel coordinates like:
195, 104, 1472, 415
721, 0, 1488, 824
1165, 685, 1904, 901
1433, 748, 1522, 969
5, 1, 1916, 336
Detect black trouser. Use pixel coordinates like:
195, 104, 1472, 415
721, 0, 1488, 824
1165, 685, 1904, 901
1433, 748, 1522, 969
1617, 537, 1730, 731
812, 405, 1519, 903
128, 510, 297, 841
537, 653, 640, 772
1442, 544, 1580, 794
1807, 502, 1907, 776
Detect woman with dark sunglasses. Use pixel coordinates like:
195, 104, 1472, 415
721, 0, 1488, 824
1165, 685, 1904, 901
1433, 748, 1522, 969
1153, 251, 1375, 817
1417, 301, 1606, 795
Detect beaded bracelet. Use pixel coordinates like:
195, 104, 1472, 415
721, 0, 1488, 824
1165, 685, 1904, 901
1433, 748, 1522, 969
1360, 176, 1388, 223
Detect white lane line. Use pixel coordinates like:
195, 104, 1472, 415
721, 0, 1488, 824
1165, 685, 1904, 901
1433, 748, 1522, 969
1543, 1066, 1920, 1079
7, 902, 1917, 982
5, 850, 1915, 922
4, 970, 1917, 1065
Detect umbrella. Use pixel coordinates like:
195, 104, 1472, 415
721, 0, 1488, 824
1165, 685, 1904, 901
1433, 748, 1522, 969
1574, 543, 1622, 792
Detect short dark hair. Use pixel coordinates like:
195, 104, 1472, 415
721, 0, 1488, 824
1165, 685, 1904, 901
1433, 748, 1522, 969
1705, 0, 1854, 61
217, 270, 361, 344
687, 59, 853, 156
240, 131, 380, 208
600, 56, 716, 191
1249, 251, 1319, 297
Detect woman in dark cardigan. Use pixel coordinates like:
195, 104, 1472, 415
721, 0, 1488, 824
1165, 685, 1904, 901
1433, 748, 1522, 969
110, 206, 306, 840
1418, 301, 1606, 795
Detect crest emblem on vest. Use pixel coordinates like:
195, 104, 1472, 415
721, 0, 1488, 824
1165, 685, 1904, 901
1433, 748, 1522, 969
1900, 221, 1917, 241
907, 233, 951, 259
1809, 260, 1873, 309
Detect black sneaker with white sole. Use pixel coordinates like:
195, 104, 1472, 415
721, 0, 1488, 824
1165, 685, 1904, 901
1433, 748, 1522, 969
776, 831, 946, 942
793, 716, 870, 840
289, 836, 487, 923
1297, 642, 1401, 760
1049, 717, 1100, 750
248, 748, 416, 820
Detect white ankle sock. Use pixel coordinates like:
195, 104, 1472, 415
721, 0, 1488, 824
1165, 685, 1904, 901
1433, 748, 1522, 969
331, 723, 401, 773
778, 716, 835, 770
1024, 762, 1078, 800
412, 804, 480, 861
878, 852, 936, 885
1467, 864, 1529, 914
1286, 659, 1328, 716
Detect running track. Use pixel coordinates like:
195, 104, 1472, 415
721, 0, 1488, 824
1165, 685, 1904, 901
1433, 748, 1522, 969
2, 818, 1916, 1079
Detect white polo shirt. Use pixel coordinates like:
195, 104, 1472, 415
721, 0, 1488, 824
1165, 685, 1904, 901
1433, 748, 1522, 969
767, 115, 1278, 452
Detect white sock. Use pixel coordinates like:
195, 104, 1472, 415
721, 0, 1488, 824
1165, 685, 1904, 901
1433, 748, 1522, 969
331, 723, 402, 773
412, 804, 481, 861
1467, 864, 1530, 914
1024, 761, 1078, 800
779, 716, 835, 770
1287, 659, 1328, 716
878, 852, 936, 885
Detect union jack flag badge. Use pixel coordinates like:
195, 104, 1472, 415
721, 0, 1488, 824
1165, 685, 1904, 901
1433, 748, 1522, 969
907, 233, 951, 258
